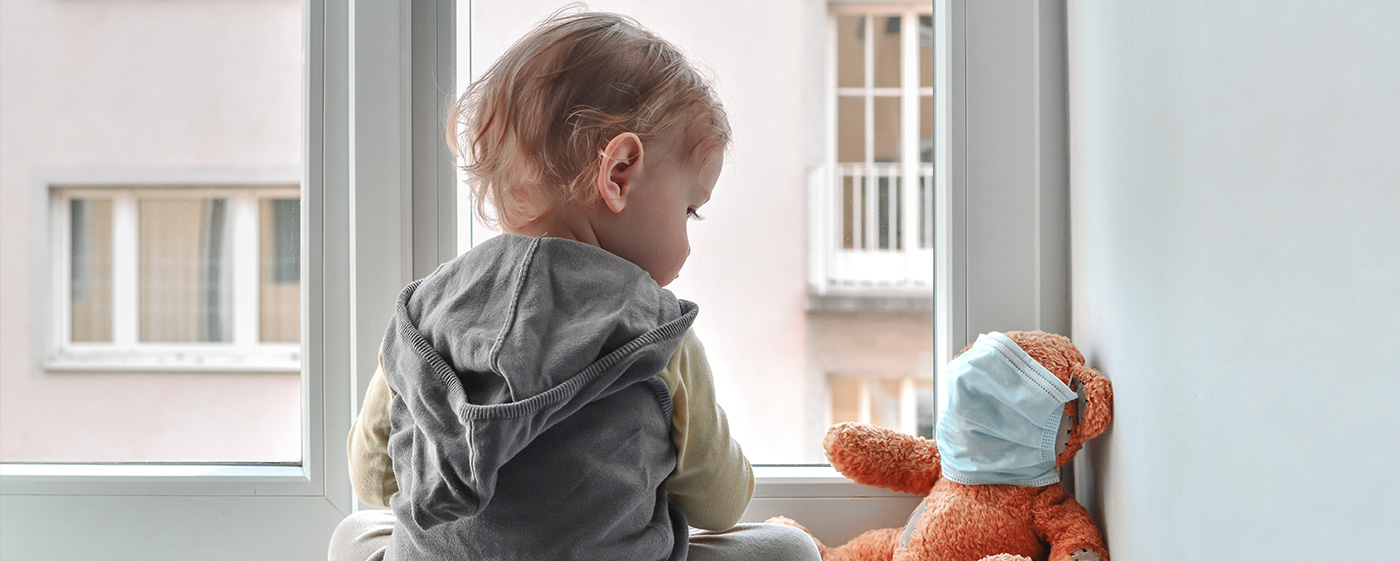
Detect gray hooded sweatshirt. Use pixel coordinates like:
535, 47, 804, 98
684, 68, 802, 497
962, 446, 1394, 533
381, 234, 697, 561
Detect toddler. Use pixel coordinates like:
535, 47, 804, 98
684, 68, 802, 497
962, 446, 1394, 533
327, 9, 820, 561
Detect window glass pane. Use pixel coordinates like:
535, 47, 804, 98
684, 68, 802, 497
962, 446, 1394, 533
874, 96, 902, 163
921, 95, 933, 163
920, 15, 933, 89
71, 198, 114, 343
829, 377, 862, 425
837, 96, 866, 163
836, 15, 865, 89
2, 0, 302, 464
461, 3, 934, 464
260, 198, 300, 343
139, 198, 233, 343
841, 175, 857, 249
869, 379, 905, 429
915, 382, 934, 439
873, 15, 902, 89
921, 166, 934, 249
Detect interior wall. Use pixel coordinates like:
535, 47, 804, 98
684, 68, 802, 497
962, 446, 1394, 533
1068, 2, 1400, 558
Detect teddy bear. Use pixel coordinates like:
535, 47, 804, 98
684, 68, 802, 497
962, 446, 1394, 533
771, 330, 1112, 561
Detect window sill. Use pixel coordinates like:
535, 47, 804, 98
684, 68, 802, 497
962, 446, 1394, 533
44, 346, 300, 374
746, 465, 924, 546
805, 291, 935, 313
752, 465, 919, 498
0, 463, 314, 496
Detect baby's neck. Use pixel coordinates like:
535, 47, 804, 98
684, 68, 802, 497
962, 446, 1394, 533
506, 210, 600, 247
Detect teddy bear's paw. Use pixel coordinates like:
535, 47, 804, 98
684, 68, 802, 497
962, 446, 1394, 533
978, 555, 1033, 561
1069, 548, 1102, 561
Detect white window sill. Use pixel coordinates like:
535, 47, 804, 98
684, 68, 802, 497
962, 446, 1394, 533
0, 463, 314, 496
746, 465, 924, 546
44, 345, 300, 374
752, 465, 918, 498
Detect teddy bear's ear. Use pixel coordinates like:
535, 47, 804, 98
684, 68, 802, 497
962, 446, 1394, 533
1071, 362, 1113, 442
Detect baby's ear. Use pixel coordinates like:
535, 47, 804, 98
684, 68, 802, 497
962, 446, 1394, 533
596, 132, 644, 213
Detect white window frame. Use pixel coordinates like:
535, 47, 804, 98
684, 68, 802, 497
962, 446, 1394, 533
44, 178, 302, 374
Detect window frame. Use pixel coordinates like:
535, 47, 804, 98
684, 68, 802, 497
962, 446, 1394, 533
43, 176, 303, 374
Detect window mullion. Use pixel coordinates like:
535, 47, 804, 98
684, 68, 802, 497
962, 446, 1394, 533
863, 12, 875, 168
901, 10, 921, 280
232, 193, 261, 347
53, 193, 73, 350
857, 379, 872, 424
900, 376, 917, 434
112, 192, 139, 349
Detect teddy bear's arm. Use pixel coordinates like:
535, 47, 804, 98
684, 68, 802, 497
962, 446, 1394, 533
1029, 490, 1108, 561
824, 423, 941, 494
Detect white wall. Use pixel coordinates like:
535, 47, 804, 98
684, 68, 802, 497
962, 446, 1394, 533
1069, 2, 1400, 557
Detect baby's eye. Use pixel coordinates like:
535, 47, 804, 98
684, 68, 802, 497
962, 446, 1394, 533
687, 208, 705, 221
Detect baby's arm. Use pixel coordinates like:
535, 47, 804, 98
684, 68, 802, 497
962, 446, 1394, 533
658, 329, 754, 531
347, 353, 399, 508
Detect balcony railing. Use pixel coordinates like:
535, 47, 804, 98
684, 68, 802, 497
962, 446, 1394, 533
808, 162, 934, 296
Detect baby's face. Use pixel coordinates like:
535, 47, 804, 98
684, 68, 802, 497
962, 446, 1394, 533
602, 147, 722, 287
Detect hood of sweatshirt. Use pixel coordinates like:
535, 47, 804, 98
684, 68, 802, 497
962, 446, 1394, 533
379, 234, 696, 531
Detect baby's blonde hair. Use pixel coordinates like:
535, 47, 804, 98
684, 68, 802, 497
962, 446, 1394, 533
448, 8, 732, 231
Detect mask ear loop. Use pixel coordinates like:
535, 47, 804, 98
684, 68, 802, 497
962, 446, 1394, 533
1055, 373, 1081, 456
1067, 371, 1078, 415
1070, 375, 1087, 426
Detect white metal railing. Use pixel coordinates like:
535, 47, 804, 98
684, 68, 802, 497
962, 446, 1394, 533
808, 162, 934, 294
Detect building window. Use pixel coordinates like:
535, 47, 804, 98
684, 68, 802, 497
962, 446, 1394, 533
810, 7, 934, 294
828, 373, 934, 439
50, 185, 300, 372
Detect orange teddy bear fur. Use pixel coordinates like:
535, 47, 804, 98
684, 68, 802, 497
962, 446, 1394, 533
772, 331, 1112, 561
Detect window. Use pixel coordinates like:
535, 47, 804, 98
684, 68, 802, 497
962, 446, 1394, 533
459, 1, 935, 465
49, 185, 300, 373
2, 0, 1067, 556
809, 4, 935, 462
829, 373, 935, 438
1, 0, 345, 554
811, 8, 934, 294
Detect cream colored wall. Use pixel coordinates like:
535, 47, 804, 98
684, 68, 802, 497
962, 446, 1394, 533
0, 0, 302, 462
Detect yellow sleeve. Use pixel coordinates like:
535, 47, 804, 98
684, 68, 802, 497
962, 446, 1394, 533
347, 354, 398, 508
657, 329, 754, 531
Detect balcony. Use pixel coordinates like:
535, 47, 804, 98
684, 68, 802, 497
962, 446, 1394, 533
808, 162, 934, 311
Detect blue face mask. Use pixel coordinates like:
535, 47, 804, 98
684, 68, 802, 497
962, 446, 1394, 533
936, 332, 1078, 487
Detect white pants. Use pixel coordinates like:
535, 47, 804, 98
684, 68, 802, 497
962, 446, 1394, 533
328, 509, 821, 561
